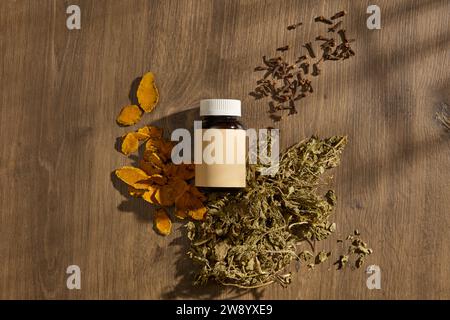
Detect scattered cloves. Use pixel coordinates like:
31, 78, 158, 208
250, 10, 355, 120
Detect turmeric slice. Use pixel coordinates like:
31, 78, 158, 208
139, 159, 162, 176
168, 177, 188, 196
188, 185, 207, 201
115, 166, 151, 189
175, 186, 207, 220
153, 208, 172, 236
174, 164, 195, 180
146, 126, 163, 139
121, 133, 139, 155
145, 152, 165, 170
145, 138, 163, 153
159, 140, 174, 161
136, 126, 151, 137
153, 177, 188, 207
133, 131, 150, 141
189, 206, 207, 221
149, 174, 167, 185
163, 163, 178, 177
154, 183, 180, 206
116, 105, 142, 126
142, 185, 159, 204
137, 72, 159, 113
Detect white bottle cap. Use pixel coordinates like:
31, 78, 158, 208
200, 99, 241, 117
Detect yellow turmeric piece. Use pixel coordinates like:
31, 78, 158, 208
153, 208, 172, 236
139, 160, 162, 176
175, 185, 207, 221
149, 173, 167, 185
115, 166, 151, 190
189, 207, 207, 221
137, 72, 159, 113
116, 105, 143, 126
135, 126, 163, 140
174, 164, 195, 180
133, 131, 150, 141
156, 178, 189, 207
144, 152, 165, 170
142, 185, 160, 204
146, 126, 163, 138
121, 133, 139, 155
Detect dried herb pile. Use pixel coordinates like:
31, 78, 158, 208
186, 135, 369, 289
250, 11, 355, 120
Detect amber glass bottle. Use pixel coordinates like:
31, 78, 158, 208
195, 99, 246, 189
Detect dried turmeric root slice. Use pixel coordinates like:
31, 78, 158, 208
189, 206, 207, 221
121, 133, 139, 155
116, 105, 143, 126
175, 186, 207, 221
137, 72, 159, 113
154, 184, 177, 206
142, 185, 160, 204
115, 166, 151, 189
139, 159, 162, 176
143, 125, 163, 139
154, 208, 172, 236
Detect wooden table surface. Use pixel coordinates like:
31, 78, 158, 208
1, 0, 449, 300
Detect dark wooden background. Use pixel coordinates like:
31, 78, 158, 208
1, 0, 449, 299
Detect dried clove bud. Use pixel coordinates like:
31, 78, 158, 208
314, 15, 333, 25
287, 22, 302, 30
316, 35, 330, 41
276, 45, 290, 52
303, 42, 316, 58
254, 66, 267, 71
312, 63, 321, 76
330, 10, 346, 20
337, 29, 348, 43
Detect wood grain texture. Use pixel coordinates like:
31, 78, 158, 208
1, 0, 449, 299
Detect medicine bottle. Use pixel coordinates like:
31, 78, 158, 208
195, 99, 246, 188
